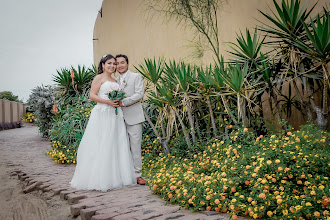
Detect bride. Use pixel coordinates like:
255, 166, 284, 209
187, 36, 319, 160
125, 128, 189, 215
70, 54, 136, 191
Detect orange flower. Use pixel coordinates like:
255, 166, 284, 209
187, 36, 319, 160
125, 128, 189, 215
153, 185, 158, 190
259, 193, 266, 199
206, 206, 211, 211
214, 199, 220, 205
53, 103, 58, 115
168, 193, 172, 199
295, 138, 300, 142
70, 70, 75, 79
287, 132, 292, 135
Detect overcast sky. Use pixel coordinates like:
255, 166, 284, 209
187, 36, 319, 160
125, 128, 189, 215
0, 0, 103, 101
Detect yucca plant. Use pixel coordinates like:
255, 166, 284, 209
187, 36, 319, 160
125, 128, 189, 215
135, 57, 165, 87
294, 12, 330, 130
255, 53, 285, 123
215, 62, 250, 126
164, 60, 197, 143
258, 0, 318, 76
195, 65, 219, 137
213, 58, 238, 125
258, 0, 329, 130
152, 82, 192, 148
258, 0, 317, 43
227, 28, 265, 65
135, 57, 171, 153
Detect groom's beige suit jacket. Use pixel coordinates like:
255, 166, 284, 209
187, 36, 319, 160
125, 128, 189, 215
117, 70, 145, 125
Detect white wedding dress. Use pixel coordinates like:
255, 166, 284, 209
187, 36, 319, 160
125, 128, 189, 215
70, 81, 136, 191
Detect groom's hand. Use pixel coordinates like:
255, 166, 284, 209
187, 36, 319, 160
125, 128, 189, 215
107, 100, 119, 107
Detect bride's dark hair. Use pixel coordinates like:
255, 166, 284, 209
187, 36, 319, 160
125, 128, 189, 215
97, 54, 115, 74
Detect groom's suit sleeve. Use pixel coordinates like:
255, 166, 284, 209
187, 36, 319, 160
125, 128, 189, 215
122, 74, 145, 107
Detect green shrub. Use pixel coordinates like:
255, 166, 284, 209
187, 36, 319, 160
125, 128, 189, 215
47, 95, 95, 164
27, 85, 56, 137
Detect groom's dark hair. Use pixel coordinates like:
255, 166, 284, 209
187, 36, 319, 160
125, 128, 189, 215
115, 54, 129, 64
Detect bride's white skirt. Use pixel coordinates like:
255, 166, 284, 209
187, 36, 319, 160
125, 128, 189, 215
70, 104, 136, 191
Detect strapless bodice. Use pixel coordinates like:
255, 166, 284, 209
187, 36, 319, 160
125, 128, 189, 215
94, 81, 122, 114
97, 81, 120, 100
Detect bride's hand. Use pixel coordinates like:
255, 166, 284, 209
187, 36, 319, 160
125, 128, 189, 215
106, 100, 119, 107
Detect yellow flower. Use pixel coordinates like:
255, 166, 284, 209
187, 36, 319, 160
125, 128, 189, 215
283, 210, 288, 215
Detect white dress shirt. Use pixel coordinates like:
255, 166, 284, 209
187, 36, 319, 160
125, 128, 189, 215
119, 71, 128, 85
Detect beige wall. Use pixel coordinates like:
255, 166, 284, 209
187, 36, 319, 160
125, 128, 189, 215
0, 99, 26, 123
93, 0, 327, 67
93, 0, 328, 130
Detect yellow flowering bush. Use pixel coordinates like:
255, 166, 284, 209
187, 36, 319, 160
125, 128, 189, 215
142, 124, 330, 219
46, 140, 76, 164
22, 112, 37, 123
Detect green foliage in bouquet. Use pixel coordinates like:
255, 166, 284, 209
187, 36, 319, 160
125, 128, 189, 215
142, 124, 330, 219
107, 90, 126, 115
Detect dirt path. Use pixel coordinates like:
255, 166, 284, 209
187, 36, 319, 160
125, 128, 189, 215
0, 160, 77, 220
0, 124, 80, 220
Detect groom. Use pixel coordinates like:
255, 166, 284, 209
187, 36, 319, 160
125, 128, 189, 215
116, 54, 147, 185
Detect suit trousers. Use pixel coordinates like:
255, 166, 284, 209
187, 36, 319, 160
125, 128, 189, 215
125, 122, 143, 178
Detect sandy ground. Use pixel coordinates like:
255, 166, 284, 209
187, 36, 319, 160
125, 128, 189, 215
0, 162, 80, 220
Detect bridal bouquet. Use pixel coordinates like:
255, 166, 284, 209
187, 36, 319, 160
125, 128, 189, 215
107, 89, 126, 115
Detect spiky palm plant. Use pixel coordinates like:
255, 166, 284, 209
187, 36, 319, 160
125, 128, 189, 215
294, 12, 330, 130
164, 60, 197, 143
135, 57, 170, 153
227, 28, 265, 65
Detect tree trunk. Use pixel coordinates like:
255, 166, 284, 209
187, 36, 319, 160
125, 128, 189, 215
220, 94, 238, 124
143, 110, 170, 153
174, 108, 192, 148
270, 88, 287, 133
306, 83, 328, 130
184, 93, 196, 142
206, 95, 218, 137
237, 94, 248, 128
160, 117, 170, 154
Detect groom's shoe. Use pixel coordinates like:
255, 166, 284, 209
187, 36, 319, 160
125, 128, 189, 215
137, 177, 147, 185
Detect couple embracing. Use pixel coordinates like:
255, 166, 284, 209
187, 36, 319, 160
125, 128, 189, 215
70, 54, 147, 192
